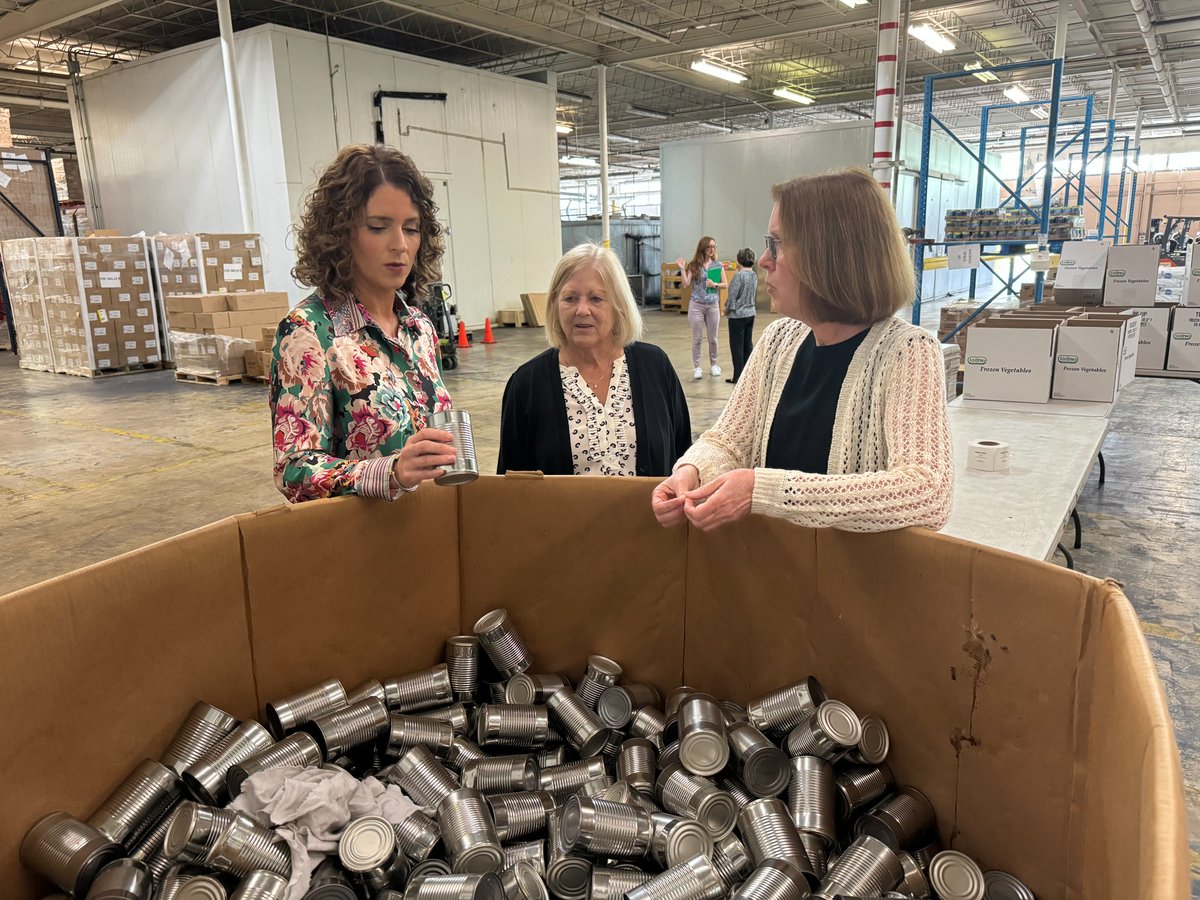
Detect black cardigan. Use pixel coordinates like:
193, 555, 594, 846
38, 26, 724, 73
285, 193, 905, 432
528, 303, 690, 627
497, 342, 692, 477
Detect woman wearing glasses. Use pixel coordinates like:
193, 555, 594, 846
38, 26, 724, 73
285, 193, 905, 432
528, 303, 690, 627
651, 167, 953, 533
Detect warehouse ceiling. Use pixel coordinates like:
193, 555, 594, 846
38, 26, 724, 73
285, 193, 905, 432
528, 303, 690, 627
0, 0, 1194, 174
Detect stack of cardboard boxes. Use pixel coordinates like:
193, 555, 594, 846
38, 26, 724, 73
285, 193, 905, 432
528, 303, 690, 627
0, 236, 161, 375
165, 291, 288, 380
153, 233, 265, 296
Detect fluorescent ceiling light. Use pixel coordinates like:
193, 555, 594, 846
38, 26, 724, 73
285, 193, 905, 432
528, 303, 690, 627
773, 87, 815, 105
1004, 84, 1031, 104
559, 156, 599, 167
609, 133, 638, 143
908, 24, 955, 54
628, 104, 669, 120
837, 0, 868, 6
593, 12, 671, 44
691, 59, 747, 84
696, 121, 734, 133
556, 90, 590, 104
964, 61, 998, 83
1030, 105, 1049, 119
556, 122, 573, 134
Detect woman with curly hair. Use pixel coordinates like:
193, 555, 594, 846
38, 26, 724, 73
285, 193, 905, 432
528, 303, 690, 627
270, 143, 459, 502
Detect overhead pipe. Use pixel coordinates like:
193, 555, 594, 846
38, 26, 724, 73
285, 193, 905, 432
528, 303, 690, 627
217, 0, 255, 232
598, 64, 609, 247
871, 0, 900, 191
0, 93, 69, 109
1128, 0, 1182, 121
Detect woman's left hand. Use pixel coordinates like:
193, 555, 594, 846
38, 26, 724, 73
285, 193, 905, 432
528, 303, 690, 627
683, 468, 755, 531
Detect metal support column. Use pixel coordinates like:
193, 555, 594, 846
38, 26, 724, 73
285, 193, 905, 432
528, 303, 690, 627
597, 64, 609, 248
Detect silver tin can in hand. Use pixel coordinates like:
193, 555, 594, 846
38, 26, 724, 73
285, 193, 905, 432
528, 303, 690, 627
429, 409, 479, 486
21, 811, 123, 896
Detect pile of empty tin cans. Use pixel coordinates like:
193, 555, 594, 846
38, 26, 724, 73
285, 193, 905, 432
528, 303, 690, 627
20, 608, 1035, 900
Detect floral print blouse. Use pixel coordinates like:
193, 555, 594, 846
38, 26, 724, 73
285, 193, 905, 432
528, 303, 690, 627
270, 292, 452, 503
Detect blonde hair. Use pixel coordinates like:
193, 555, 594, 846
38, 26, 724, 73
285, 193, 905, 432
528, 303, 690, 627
544, 243, 644, 349
771, 167, 914, 325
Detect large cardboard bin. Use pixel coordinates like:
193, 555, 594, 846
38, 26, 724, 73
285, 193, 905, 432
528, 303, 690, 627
0, 479, 1186, 898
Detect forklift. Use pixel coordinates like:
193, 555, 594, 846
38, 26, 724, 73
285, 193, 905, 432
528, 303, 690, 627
1148, 215, 1199, 263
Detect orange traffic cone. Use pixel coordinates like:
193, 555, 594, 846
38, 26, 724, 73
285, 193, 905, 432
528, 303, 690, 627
483, 318, 497, 345
457, 320, 469, 348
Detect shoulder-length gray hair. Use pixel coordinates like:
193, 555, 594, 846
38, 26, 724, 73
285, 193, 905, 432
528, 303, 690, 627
544, 243, 644, 349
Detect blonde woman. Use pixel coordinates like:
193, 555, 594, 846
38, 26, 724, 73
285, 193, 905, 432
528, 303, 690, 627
652, 168, 952, 533
499, 244, 691, 477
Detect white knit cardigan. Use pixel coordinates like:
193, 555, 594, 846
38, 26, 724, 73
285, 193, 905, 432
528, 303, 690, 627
676, 315, 953, 532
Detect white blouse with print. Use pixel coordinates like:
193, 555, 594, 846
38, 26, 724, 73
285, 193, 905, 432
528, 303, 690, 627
559, 356, 638, 476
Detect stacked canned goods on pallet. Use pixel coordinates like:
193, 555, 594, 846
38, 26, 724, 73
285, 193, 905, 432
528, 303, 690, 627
943, 206, 1085, 243
20, 608, 1035, 900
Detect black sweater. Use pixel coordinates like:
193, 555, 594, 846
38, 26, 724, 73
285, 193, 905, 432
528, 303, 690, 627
497, 342, 692, 477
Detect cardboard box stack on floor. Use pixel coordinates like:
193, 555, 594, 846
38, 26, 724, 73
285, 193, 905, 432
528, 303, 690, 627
0, 149, 60, 242
165, 291, 288, 379
938, 302, 996, 357
0, 236, 161, 375
153, 233, 264, 296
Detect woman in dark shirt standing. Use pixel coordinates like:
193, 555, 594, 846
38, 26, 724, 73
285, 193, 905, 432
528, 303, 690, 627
498, 243, 691, 477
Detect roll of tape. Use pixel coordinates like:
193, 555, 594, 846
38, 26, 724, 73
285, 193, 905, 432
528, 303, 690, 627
967, 439, 1010, 472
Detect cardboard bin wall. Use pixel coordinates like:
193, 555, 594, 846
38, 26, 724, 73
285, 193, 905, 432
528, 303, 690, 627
0, 478, 1186, 899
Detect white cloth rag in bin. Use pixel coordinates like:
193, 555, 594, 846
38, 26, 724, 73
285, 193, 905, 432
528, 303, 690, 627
230, 765, 420, 900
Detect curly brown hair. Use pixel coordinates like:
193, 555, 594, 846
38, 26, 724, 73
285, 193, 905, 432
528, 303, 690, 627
292, 144, 444, 304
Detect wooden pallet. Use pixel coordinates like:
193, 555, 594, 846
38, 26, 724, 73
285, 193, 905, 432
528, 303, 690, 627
174, 370, 252, 386
60, 363, 165, 379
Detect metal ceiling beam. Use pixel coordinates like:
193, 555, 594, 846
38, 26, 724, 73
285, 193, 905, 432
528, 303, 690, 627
0, 0, 127, 44
0, 90, 68, 108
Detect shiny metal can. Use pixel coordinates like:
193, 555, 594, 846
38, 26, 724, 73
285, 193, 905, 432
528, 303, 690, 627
304, 857, 360, 899
339, 816, 408, 892
603, 780, 660, 815
714, 775, 756, 810
786, 756, 836, 847
597, 684, 662, 730
732, 859, 811, 900
784, 701, 862, 762
625, 854, 725, 900
664, 687, 698, 720
726, 723, 789, 798
385, 665, 455, 714
718, 701, 750, 727
264, 679, 348, 739
844, 714, 889, 766
155, 864, 208, 900
576, 775, 616, 799
304, 698, 390, 762
227, 732, 324, 799
895, 851, 930, 898
88, 759, 182, 847
82, 858, 152, 900
384, 714, 457, 759
410, 857, 455, 885
797, 832, 828, 882
506, 674, 570, 705
746, 679, 826, 734
476, 704, 555, 749
833, 763, 894, 822
502, 859, 549, 900
982, 869, 1036, 900
545, 809, 592, 900
588, 866, 653, 900
448, 737, 490, 772
446, 636, 481, 703
928, 850, 986, 900
617, 739, 657, 795
160, 702, 240, 776
405, 873, 505, 900
648, 813, 713, 870
655, 763, 737, 840
396, 745, 463, 808
909, 835, 941, 873
677, 694, 729, 778
174, 876, 228, 900
546, 689, 612, 758
560, 796, 653, 858
576, 656, 623, 710
709, 834, 753, 889
535, 746, 568, 770
818, 834, 903, 898
438, 787, 505, 875
230, 870, 290, 900
474, 610, 533, 680
162, 802, 236, 864
165, 803, 290, 879
488, 791, 556, 842
501, 840, 546, 873
429, 409, 480, 485
628, 706, 667, 747
20, 811, 123, 896
735, 799, 815, 887
421, 703, 473, 736
393, 810, 443, 862
128, 799, 182, 867
345, 680, 387, 705
183, 720, 275, 806
853, 787, 936, 852
462, 755, 540, 794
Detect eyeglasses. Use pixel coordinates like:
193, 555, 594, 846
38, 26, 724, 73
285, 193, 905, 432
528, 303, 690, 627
764, 234, 782, 261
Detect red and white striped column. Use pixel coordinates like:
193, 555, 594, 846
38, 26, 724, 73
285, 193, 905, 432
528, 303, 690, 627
872, 0, 901, 190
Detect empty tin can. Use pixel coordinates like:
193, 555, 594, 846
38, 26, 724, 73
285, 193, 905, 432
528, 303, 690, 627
160, 702, 241, 776
383, 714, 457, 759
909, 835, 941, 873
393, 810, 443, 862
230, 870, 290, 900
833, 764, 893, 821
629, 706, 667, 746
338, 816, 408, 891
784, 701, 862, 762
539, 758, 607, 799
545, 808, 592, 900
727, 723, 790, 798
174, 876, 228, 899
560, 796, 654, 858
205, 811, 291, 879
625, 854, 725, 900
664, 687, 698, 720
410, 857, 455, 885
182, 720, 273, 809
735, 799, 815, 887
154, 864, 208, 900
462, 755, 540, 794
304, 698, 390, 762
797, 832, 828, 882
845, 715, 889, 766
657, 740, 681, 772
264, 679, 348, 740
982, 870, 1036, 900
502, 859, 549, 900
88, 759, 182, 847
576, 656, 623, 710
617, 739, 657, 795
304, 857, 360, 899
648, 813, 714, 870
21, 811, 123, 896
655, 764, 738, 840
506, 674, 571, 705
786, 756, 836, 847
589, 867, 653, 900
895, 851, 930, 898
420, 703, 473, 736
438, 787, 505, 875
818, 834, 903, 898
448, 737, 490, 772
385, 665, 455, 714
853, 787, 935, 852
446, 636, 481, 703
396, 745, 462, 808
429, 409, 480, 485
597, 683, 662, 730
128, 800, 181, 867
733, 859, 811, 900
406, 873, 505, 900
82, 858, 152, 900
604, 780, 660, 814
476, 703, 554, 749
928, 850, 986, 900
227, 732, 324, 799
710, 834, 754, 889
488, 791, 556, 842
345, 680, 387, 705
501, 840, 546, 872
746, 679, 826, 734
719, 701, 750, 727
474, 610, 533, 680
546, 689, 613, 758
163, 803, 236, 865
677, 694, 729, 778
535, 746, 568, 770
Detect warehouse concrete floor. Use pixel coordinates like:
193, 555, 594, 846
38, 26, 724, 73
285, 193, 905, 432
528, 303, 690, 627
1, 307, 1198, 891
